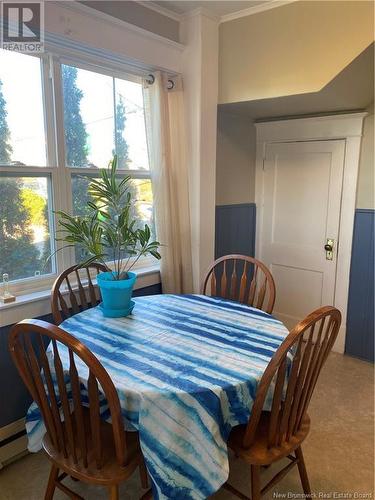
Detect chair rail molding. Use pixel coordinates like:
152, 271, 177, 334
254, 113, 366, 354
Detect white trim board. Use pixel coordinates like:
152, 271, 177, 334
44, 1, 183, 76
254, 113, 366, 354
52, 1, 184, 52
0, 418, 27, 469
0, 418, 25, 443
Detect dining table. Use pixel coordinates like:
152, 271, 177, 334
26, 293, 290, 500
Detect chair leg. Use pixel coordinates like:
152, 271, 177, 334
251, 465, 261, 500
295, 446, 311, 495
108, 485, 119, 500
45, 464, 59, 500
139, 459, 149, 489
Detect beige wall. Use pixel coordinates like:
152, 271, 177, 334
216, 112, 256, 205
356, 104, 374, 209
216, 107, 374, 209
219, 1, 374, 104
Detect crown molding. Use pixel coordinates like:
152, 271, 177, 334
63, 0, 300, 29
55, 1, 184, 51
182, 7, 220, 23
220, 0, 299, 23
138, 1, 182, 22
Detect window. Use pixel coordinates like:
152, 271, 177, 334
0, 51, 54, 283
0, 50, 154, 290
0, 51, 47, 166
0, 175, 54, 280
62, 65, 114, 168
61, 64, 150, 171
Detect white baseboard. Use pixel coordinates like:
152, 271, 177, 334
0, 418, 27, 469
0, 436, 28, 469
0, 418, 25, 441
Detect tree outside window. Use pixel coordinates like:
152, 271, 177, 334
0, 80, 52, 280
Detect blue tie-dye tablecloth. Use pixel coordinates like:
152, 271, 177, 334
26, 294, 289, 499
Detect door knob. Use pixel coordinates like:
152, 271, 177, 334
325, 239, 334, 260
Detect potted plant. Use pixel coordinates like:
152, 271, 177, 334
55, 156, 161, 317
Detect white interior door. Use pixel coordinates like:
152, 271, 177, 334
259, 140, 345, 330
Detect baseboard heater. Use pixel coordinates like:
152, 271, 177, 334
0, 419, 28, 468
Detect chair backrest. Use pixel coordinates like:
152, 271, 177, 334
243, 306, 341, 449
9, 319, 128, 468
51, 263, 107, 325
201, 254, 276, 313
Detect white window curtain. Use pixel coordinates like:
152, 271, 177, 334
143, 72, 193, 293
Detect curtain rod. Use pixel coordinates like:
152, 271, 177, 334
146, 74, 176, 90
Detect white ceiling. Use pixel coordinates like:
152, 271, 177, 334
153, 0, 268, 16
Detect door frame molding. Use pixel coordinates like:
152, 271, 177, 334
255, 113, 366, 353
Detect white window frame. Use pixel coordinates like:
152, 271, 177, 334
0, 49, 157, 297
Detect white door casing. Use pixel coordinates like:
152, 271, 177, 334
255, 114, 366, 353
261, 140, 345, 329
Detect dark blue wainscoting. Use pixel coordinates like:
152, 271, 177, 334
345, 209, 374, 363
0, 283, 161, 429
0, 312, 54, 430
215, 203, 256, 259
133, 283, 161, 298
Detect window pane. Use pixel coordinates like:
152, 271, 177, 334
0, 50, 46, 166
0, 176, 54, 281
62, 64, 114, 168
71, 175, 154, 263
72, 174, 97, 217
131, 178, 154, 236
114, 78, 149, 170
71, 174, 98, 262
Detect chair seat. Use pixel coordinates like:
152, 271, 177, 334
43, 408, 142, 485
228, 411, 311, 466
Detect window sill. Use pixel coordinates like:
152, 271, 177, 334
0, 265, 160, 328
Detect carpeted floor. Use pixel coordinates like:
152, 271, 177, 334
0, 352, 373, 500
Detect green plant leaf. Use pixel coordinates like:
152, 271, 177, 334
51, 155, 161, 277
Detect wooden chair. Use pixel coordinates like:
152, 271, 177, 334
9, 319, 149, 500
201, 255, 276, 313
51, 263, 107, 325
223, 306, 341, 500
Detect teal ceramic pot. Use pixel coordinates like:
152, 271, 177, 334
96, 271, 137, 317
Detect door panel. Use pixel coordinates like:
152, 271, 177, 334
270, 264, 323, 324
260, 140, 345, 330
271, 153, 331, 247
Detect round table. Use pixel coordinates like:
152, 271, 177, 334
26, 294, 289, 500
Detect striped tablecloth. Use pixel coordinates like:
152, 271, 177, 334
26, 294, 289, 499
